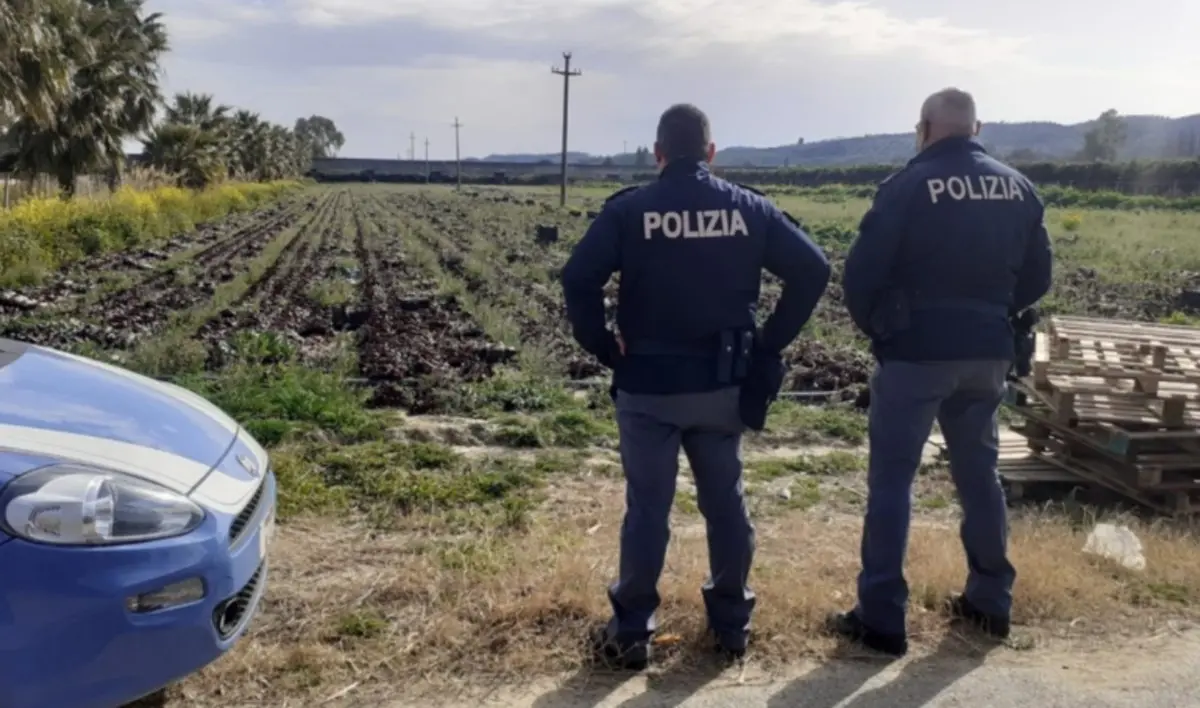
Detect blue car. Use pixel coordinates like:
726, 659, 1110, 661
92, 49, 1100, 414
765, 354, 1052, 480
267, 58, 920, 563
0, 337, 276, 708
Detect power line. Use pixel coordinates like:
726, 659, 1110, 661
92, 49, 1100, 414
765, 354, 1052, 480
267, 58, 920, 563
409, 132, 416, 160
451, 117, 463, 190
424, 137, 430, 183
551, 52, 581, 207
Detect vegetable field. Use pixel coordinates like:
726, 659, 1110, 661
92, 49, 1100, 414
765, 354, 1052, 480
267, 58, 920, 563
6, 183, 1200, 707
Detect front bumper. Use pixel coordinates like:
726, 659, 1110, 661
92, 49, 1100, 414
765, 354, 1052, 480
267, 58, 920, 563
0, 471, 276, 708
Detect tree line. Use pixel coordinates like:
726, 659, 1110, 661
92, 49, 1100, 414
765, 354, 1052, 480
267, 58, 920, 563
317, 159, 1200, 196
719, 112, 1200, 194
0, 0, 345, 195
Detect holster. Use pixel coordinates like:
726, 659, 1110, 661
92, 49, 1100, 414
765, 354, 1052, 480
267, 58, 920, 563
1009, 308, 1039, 381
738, 344, 786, 432
868, 290, 911, 348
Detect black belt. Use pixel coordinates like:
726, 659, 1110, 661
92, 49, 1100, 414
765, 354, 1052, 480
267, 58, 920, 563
908, 296, 1009, 317
623, 329, 755, 383
623, 340, 714, 356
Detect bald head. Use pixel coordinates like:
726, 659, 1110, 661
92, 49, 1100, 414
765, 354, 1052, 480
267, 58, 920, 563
918, 88, 980, 148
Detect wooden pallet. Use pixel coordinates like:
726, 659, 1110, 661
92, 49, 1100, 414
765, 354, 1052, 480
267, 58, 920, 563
1007, 377, 1191, 427
926, 429, 1083, 496
1033, 318, 1200, 415
1007, 383, 1200, 457
998, 454, 1084, 501
1023, 423, 1200, 491
1005, 394, 1200, 514
1030, 441, 1200, 516
1048, 315, 1200, 348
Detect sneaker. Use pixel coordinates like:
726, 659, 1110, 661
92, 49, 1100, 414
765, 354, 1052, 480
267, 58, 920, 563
946, 594, 1010, 639
825, 610, 908, 657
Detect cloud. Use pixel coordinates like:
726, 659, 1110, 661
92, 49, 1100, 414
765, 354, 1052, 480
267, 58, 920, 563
145, 0, 1200, 158
280, 0, 1033, 67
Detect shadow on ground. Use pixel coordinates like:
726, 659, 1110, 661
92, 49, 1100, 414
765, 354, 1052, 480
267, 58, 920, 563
529, 653, 732, 708
525, 624, 1000, 708
767, 630, 1000, 708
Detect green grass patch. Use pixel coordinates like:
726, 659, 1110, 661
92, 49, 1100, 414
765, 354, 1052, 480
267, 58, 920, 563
457, 370, 581, 415
176, 360, 382, 446
272, 440, 544, 522
490, 409, 616, 449
764, 402, 868, 444
747, 450, 867, 481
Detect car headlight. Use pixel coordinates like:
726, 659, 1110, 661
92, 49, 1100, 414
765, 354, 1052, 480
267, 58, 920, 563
0, 464, 205, 545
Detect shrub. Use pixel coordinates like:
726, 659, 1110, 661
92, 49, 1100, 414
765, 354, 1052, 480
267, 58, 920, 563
0, 180, 303, 286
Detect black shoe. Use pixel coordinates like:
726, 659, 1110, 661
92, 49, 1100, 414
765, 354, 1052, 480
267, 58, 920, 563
825, 610, 908, 657
589, 626, 650, 671
712, 632, 747, 662
946, 594, 1010, 640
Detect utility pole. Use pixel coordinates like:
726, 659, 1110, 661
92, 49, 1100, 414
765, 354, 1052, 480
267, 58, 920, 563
551, 52, 581, 207
452, 117, 463, 190
424, 138, 430, 182
409, 132, 415, 160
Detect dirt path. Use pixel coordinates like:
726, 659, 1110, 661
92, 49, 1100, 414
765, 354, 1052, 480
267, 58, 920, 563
380, 625, 1200, 707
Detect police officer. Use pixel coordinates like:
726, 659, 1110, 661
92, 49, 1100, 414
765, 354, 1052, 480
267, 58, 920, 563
829, 88, 1053, 656
561, 104, 830, 669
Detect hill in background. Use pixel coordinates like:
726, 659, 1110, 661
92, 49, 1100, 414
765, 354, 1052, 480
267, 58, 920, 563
480, 114, 1200, 167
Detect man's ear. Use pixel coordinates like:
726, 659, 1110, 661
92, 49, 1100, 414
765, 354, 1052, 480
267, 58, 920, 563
705, 142, 716, 163
653, 142, 665, 168
973, 120, 982, 136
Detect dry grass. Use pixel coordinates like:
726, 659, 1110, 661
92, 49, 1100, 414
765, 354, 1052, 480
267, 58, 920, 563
175, 476, 1200, 706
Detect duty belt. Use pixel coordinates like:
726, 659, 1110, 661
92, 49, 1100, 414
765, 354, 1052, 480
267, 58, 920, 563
908, 295, 1009, 317
624, 329, 755, 384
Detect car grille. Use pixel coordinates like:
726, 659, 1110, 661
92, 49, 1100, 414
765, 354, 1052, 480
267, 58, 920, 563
228, 479, 265, 548
213, 561, 265, 640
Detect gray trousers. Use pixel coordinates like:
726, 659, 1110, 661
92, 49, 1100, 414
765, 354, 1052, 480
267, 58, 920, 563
856, 360, 1017, 636
607, 386, 756, 648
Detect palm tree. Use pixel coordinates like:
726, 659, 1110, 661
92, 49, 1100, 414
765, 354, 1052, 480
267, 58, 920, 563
141, 122, 224, 188
163, 91, 234, 175
8, 0, 168, 195
229, 109, 269, 180
163, 91, 230, 131
0, 0, 93, 126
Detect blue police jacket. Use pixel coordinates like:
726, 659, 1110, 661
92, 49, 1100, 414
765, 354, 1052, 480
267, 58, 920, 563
843, 136, 1053, 362
561, 160, 831, 395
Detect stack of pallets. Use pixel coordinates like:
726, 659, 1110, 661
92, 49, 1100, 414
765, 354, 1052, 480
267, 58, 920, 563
925, 429, 1081, 502
1002, 315, 1200, 515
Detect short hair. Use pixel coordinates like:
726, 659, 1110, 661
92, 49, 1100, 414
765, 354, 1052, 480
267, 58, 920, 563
920, 88, 977, 135
656, 104, 711, 162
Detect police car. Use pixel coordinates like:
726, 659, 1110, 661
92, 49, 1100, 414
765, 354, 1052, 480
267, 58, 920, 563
0, 338, 276, 708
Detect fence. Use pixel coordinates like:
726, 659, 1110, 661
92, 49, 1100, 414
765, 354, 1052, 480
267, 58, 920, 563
0, 173, 115, 208
0, 170, 177, 209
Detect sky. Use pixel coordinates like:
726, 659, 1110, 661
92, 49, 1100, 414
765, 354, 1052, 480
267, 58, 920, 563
147, 0, 1200, 160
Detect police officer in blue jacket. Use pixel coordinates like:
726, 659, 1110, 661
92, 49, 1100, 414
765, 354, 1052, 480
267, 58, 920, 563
829, 88, 1053, 656
562, 104, 831, 668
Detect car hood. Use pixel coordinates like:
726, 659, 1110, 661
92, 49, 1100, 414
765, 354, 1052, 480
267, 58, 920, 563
0, 338, 241, 494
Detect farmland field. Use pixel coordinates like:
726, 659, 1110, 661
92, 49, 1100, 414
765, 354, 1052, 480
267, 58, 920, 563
6, 182, 1200, 706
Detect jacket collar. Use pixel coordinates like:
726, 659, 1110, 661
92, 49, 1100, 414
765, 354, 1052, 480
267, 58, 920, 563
909, 136, 986, 166
659, 159, 711, 179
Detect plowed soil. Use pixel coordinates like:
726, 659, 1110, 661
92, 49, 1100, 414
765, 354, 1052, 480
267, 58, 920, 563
7, 184, 1187, 415
352, 193, 515, 412
0, 201, 308, 349
198, 191, 351, 354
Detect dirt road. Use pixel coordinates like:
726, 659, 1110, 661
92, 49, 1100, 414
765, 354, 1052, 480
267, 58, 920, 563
380, 625, 1198, 708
